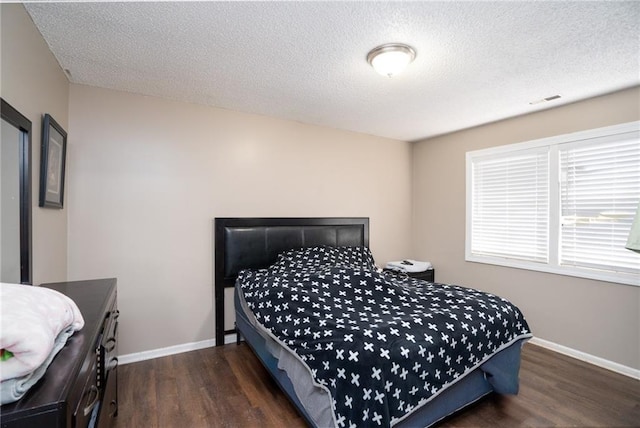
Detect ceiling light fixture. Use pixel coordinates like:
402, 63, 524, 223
367, 43, 416, 78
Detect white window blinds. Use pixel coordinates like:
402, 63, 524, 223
466, 121, 640, 286
560, 134, 640, 274
470, 149, 549, 262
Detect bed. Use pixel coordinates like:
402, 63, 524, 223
214, 217, 531, 427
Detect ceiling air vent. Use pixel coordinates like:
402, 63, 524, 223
529, 95, 562, 105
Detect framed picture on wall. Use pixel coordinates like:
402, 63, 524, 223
39, 114, 67, 208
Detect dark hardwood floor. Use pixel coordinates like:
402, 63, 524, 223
115, 342, 639, 427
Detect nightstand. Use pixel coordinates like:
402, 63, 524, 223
383, 269, 435, 282
408, 269, 434, 282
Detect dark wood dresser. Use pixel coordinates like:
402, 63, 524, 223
0, 278, 119, 428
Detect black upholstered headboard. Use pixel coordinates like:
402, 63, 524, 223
214, 217, 369, 345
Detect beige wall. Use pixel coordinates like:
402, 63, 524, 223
0, 4, 69, 284
412, 87, 640, 370
5, 2, 638, 369
67, 84, 413, 355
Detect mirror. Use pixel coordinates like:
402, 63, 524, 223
0, 98, 32, 284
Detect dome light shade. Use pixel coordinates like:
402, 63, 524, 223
367, 43, 416, 77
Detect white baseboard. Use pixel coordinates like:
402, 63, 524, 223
118, 333, 237, 365
118, 334, 639, 380
224, 333, 236, 345
118, 339, 215, 365
528, 337, 639, 380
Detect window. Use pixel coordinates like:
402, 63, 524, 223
466, 121, 640, 286
470, 148, 549, 263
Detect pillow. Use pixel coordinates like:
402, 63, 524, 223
333, 246, 376, 271
268, 245, 376, 275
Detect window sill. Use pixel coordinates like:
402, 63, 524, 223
465, 254, 639, 287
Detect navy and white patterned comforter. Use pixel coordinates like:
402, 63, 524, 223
238, 246, 531, 427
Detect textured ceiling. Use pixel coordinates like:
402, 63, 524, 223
24, 1, 640, 142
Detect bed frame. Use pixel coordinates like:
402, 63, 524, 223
213, 217, 526, 427
214, 217, 369, 346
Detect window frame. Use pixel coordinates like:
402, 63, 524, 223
466, 121, 640, 287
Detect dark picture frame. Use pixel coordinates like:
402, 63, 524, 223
39, 114, 67, 208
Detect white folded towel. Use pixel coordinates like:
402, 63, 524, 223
0, 282, 84, 382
